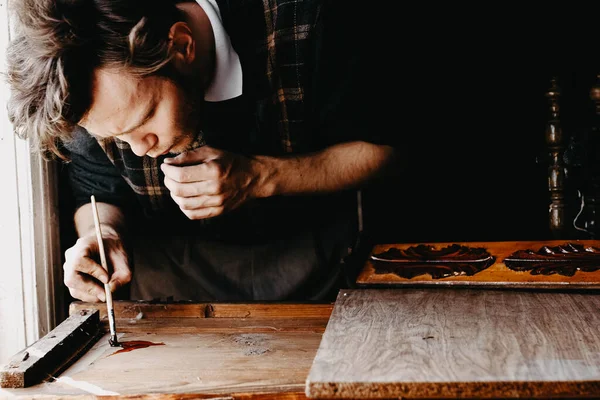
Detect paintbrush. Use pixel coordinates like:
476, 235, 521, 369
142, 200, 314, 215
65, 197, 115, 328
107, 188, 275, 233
90, 195, 120, 347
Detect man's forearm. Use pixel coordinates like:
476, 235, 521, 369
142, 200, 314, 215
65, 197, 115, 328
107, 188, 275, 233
74, 202, 127, 238
253, 141, 397, 197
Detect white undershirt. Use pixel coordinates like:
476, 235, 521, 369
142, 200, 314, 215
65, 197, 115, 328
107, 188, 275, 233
195, 0, 243, 101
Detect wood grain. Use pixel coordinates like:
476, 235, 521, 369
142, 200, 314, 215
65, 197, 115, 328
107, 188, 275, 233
103, 317, 330, 334
357, 240, 600, 289
0, 391, 310, 399
69, 302, 209, 320
56, 331, 319, 395
69, 302, 333, 320
0, 310, 101, 388
3, 304, 329, 399
206, 303, 333, 319
306, 288, 600, 398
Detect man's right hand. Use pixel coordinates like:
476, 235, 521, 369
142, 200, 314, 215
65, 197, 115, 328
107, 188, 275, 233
63, 230, 131, 302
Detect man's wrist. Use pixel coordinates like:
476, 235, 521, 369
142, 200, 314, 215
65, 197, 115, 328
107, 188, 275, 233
80, 223, 121, 240
251, 155, 281, 198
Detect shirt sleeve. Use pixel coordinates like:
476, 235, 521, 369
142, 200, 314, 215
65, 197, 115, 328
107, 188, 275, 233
63, 126, 137, 210
309, 0, 401, 149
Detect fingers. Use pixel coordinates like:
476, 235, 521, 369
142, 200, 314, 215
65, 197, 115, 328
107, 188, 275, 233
77, 256, 109, 283
163, 145, 221, 166
163, 176, 219, 197
64, 239, 110, 284
180, 206, 225, 220
164, 175, 226, 219
63, 235, 131, 302
64, 269, 106, 302
171, 193, 225, 210
107, 249, 132, 293
161, 162, 219, 183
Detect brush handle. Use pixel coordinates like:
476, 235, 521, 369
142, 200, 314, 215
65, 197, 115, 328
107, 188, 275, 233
90, 195, 118, 342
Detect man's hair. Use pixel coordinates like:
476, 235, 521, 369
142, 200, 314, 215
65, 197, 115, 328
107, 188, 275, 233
6, 0, 187, 159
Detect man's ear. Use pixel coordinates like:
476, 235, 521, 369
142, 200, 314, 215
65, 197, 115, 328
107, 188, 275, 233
168, 22, 195, 70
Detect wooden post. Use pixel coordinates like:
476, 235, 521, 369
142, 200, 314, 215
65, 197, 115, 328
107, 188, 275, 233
545, 77, 567, 237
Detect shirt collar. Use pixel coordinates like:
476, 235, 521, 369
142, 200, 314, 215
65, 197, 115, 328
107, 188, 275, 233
195, 0, 243, 102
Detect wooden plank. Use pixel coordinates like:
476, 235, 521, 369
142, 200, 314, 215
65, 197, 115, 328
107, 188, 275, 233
0, 310, 101, 388
108, 317, 330, 334
306, 288, 600, 399
58, 331, 319, 396
4, 391, 309, 399
357, 239, 600, 289
3, 304, 328, 399
4, 327, 325, 397
0, 394, 235, 400
69, 302, 208, 320
69, 302, 333, 320
206, 303, 333, 319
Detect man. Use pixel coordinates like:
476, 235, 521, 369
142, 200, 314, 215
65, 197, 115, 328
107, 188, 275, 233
7, 0, 397, 302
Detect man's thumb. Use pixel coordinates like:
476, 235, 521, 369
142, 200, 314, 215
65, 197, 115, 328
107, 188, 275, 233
108, 253, 131, 292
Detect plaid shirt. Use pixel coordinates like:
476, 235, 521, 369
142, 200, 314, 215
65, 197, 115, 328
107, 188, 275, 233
94, 0, 322, 213
67, 0, 373, 240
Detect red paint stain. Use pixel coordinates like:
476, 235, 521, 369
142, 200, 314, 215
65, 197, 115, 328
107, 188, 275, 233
110, 340, 165, 355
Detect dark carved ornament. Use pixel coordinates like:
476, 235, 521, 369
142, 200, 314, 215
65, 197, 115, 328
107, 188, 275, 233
504, 242, 600, 276
371, 244, 496, 279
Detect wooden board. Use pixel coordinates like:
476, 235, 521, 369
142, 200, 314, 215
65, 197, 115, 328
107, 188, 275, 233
306, 288, 600, 399
1, 309, 101, 388
68, 301, 334, 320
356, 239, 600, 289
1, 302, 331, 399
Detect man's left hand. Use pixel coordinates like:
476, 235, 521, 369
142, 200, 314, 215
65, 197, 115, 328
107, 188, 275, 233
161, 146, 266, 220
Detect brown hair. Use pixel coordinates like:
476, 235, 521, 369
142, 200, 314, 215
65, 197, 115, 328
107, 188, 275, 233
5, 0, 187, 159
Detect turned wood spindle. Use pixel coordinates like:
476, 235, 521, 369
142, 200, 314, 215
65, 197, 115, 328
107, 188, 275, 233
545, 77, 567, 236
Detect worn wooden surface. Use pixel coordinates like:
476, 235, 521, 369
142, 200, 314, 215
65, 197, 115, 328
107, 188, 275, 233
68, 302, 334, 320
0, 392, 309, 399
0, 310, 101, 389
357, 240, 600, 289
306, 288, 600, 398
2, 302, 331, 399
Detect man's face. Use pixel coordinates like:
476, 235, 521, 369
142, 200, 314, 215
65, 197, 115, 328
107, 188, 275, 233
79, 67, 201, 158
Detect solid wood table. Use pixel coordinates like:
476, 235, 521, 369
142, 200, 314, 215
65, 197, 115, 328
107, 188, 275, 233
1, 301, 333, 399
4, 288, 600, 399
307, 288, 600, 399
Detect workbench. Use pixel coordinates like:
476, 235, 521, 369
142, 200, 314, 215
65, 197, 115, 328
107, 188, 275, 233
1, 301, 332, 399
4, 240, 600, 399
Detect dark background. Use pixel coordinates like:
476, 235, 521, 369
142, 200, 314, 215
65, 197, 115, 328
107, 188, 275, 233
57, 70, 600, 245
57, 70, 600, 304
360, 71, 600, 245
57, 10, 600, 262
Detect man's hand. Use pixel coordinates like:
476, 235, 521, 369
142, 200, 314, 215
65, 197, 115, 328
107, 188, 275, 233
161, 141, 396, 220
63, 230, 131, 302
161, 146, 271, 220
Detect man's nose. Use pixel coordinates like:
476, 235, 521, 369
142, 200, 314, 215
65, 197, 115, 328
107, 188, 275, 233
128, 134, 157, 157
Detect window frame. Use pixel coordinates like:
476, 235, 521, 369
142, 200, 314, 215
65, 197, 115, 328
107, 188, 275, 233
0, 0, 64, 364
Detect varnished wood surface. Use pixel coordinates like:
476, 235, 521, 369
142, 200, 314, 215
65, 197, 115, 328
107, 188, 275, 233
2, 303, 331, 399
306, 288, 600, 399
357, 240, 600, 288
